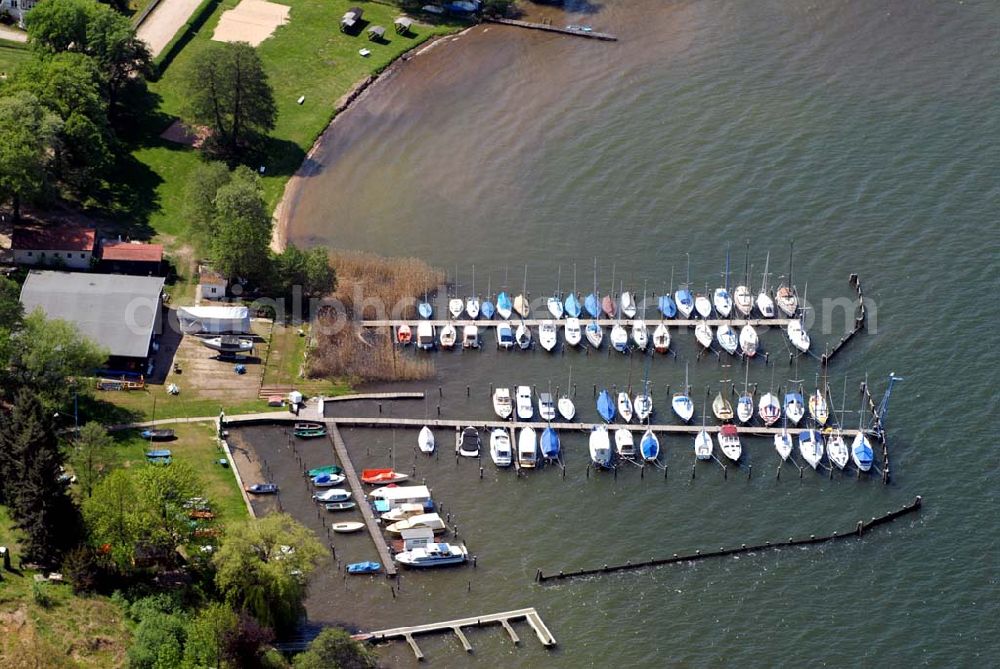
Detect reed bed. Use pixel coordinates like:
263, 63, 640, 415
329, 250, 445, 320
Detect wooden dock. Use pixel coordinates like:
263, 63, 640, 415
485, 17, 617, 41
326, 422, 397, 577
360, 317, 791, 328
321, 392, 424, 402
354, 607, 556, 660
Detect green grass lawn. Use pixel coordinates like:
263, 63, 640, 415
133, 0, 464, 249
0, 38, 31, 78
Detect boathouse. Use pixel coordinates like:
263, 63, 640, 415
12, 224, 95, 270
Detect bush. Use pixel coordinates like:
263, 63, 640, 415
62, 544, 109, 594
31, 579, 54, 608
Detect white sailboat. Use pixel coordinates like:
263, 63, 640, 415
672, 363, 695, 422
614, 427, 634, 458
466, 265, 480, 319
775, 242, 798, 317
558, 369, 576, 420
653, 322, 670, 353
713, 247, 733, 317
515, 322, 532, 350
716, 323, 738, 355
694, 391, 712, 460
787, 318, 810, 353
675, 254, 695, 318
439, 324, 457, 349
620, 290, 637, 319
758, 392, 781, 425
564, 317, 582, 347
515, 385, 533, 420
539, 320, 558, 352
448, 298, 464, 319
490, 429, 512, 467
799, 429, 824, 469
418, 426, 435, 454
694, 321, 713, 349
492, 387, 513, 420
634, 387, 652, 422
774, 425, 792, 461
513, 265, 530, 318
826, 431, 848, 470
809, 387, 829, 426
632, 321, 648, 350
617, 392, 634, 423
547, 266, 564, 319
585, 321, 603, 348
610, 323, 629, 353
736, 364, 753, 424
734, 242, 753, 317
694, 286, 712, 319
739, 324, 758, 357
756, 251, 775, 317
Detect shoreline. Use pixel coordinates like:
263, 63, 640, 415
270, 25, 480, 254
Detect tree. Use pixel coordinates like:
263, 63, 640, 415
127, 610, 188, 669
73, 421, 114, 498
213, 514, 324, 633
182, 602, 239, 669
273, 245, 336, 298
181, 42, 276, 159
210, 170, 273, 281
221, 613, 275, 669
292, 628, 377, 669
0, 276, 23, 372
183, 161, 234, 234
0, 92, 61, 219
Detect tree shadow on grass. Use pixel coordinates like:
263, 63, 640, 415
76, 395, 144, 428
256, 136, 308, 180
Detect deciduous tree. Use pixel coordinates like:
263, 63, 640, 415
73, 421, 114, 498
0, 92, 61, 219
292, 628, 377, 669
210, 169, 273, 281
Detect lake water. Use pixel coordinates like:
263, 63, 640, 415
273, 0, 999, 665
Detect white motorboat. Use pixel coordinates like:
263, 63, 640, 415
461, 325, 479, 349
313, 489, 351, 503
694, 321, 713, 349
634, 391, 652, 422
395, 542, 468, 568
589, 426, 613, 468
448, 298, 464, 319
547, 296, 564, 319
564, 317, 582, 347
652, 323, 670, 353
799, 429, 824, 469
694, 430, 713, 460
312, 473, 346, 488
457, 426, 481, 457
385, 513, 447, 536
614, 427, 635, 458
631, 321, 648, 350
515, 322, 532, 350
517, 427, 537, 468
717, 424, 741, 462
380, 503, 426, 522
490, 429, 512, 467
492, 387, 513, 420
416, 322, 435, 350
851, 432, 874, 471
826, 431, 849, 469
200, 335, 253, 353
610, 323, 628, 352
787, 319, 810, 352
617, 392, 633, 423
439, 324, 457, 349
557, 395, 575, 420
418, 426, 435, 454
515, 385, 533, 420
538, 392, 556, 421
774, 428, 792, 460
466, 297, 480, 320
585, 321, 604, 348
694, 293, 712, 319
620, 291, 637, 318
539, 320, 558, 352
809, 389, 829, 425
713, 288, 732, 318
758, 392, 781, 425
739, 324, 758, 357
496, 322, 514, 349
716, 323, 738, 355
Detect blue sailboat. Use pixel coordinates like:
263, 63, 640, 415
481, 298, 495, 319
496, 292, 513, 320
639, 429, 660, 462
597, 389, 616, 423
540, 427, 560, 460
564, 293, 581, 318
418, 301, 432, 319
658, 294, 677, 318
584, 293, 600, 318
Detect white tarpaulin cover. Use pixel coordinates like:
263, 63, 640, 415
177, 305, 250, 334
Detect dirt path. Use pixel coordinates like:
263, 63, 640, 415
136, 0, 203, 57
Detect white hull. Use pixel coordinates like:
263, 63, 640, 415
610, 324, 628, 352
652, 323, 670, 352
617, 392, 633, 423
492, 388, 513, 420
827, 433, 849, 469
538, 394, 556, 421
739, 324, 758, 357
620, 292, 637, 318
758, 393, 781, 425
718, 434, 741, 462
462, 325, 479, 349
713, 289, 733, 318
515, 322, 532, 349
564, 318, 582, 346
774, 430, 792, 460
440, 325, 457, 348
614, 428, 635, 457
589, 427, 612, 468
756, 292, 775, 318
490, 429, 512, 467
851, 433, 874, 471
717, 324, 738, 354
465, 298, 480, 319
448, 299, 464, 318
787, 319, 810, 352
733, 286, 753, 316
736, 394, 754, 424
634, 394, 652, 422
585, 322, 603, 348
547, 297, 564, 319
694, 430, 713, 460
418, 426, 435, 454
557, 397, 576, 420
694, 322, 713, 348
694, 295, 712, 319
515, 386, 533, 420
799, 432, 824, 469
631, 321, 648, 350
539, 321, 558, 352
518, 427, 537, 469
672, 394, 694, 423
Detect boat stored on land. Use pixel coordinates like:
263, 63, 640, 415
324, 501, 357, 511
200, 335, 253, 353
386, 513, 447, 536
141, 429, 175, 441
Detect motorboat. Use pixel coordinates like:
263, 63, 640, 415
515, 322, 532, 350
313, 489, 351, 503
784, 391, 805, 425
610, 323, 628, 352
787, 319, 810, 352
774, 428, 792, 460
361, 468, 409, 485
517, 427, 537, 468
658, 294, 677, 318
585, 321, 603, 348
739, 324, 758, 357
713, 288, 732, 318
418, 426, 435, 453
497, 292, 513, 319
380, 503, 427, 522
614, 428, 635, 458
694, 321, 713, 348
539, 320, 558, 352
200, 335, 253, 353
448, 298, 464, 319
307, 465, 343, 478
496, 322, 514, 349
312, 473, 346, 487
712, 392, 733, 421
620, 291, 637, 318
385, 513, 447, 536
461, 325, 479, 349
631, 321, 648, 350
416, 322, 435, 350
332, 521, 365, 534
395, 542, 469, 568
538, 392, 556, 421
557, 394, 576, 420
634, 391, 652, 422
324, 501, 356, 512
717, 424, 741, 462
617, 392, 633, 423
492, 387, 513, 420
516, 385, 534, 420
564, 317, 582, 347
246, 483, 278, 494
457, 426, 481, 457
466, 296, 480, 319
490, 429, 512, 466
694, 430, 713, 460
799, 429, 824, 469
716, 323, 738, 355
396, 324, 412, 345
439, 324, 457, 349
589, 426, 613, 468
547, 295, 564, 319
652, 323, 670, 353
564, 292, 582, 318
808, 389, 829, 425
540, 427, 560, 460
851, 433, 874, 471
736, 391, 754, 424
639, 429, 660, 462
758, 393, 781, 425
347, 561, 381, 575
597, 389, 616, 423
826, 431, 849, 469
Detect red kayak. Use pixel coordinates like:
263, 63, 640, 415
360, 468, 410, 485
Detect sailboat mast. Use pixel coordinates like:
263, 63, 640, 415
471, 264, 475, 299
556, 265, 561, 298
743, 240, 750, 288
724, 245, 730, 292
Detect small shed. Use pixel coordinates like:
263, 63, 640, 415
394, 17, 413, 34
197, 265, 228, 301
368, 25, 385, 41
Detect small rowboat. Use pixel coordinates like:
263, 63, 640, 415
294, 423, 327, 438
361, 468, 410, 485
324, 501, 356, 511
246, 483, 278, 494
347, 561, 381, 574
307, 465, 343, 477
332, 522, 365, 533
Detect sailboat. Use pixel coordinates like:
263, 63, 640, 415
615, 428, 635, 458
717, 424, 741, 462
558, 370, 576, 420
632, 282, 648, 350
634, 382, 653, 422
448, 268, 464, 319
775, 241, 798, 317
694, 390, 712, 460
466, 265, 480, 319
774, 413, 792, 461
784, 388, 805, 425
716, 322, 738, 355
418, 291, 432, 319
712, 390, 733, 421
672, 363, 694, 422
826, 430, 848, 470
515, 322, 531, 350
539, 320, 557, 352
798, 429, 824, 469
713, 247, 733, 317
659, 268, 678, 318
739, 324, 758, 357
851, 386, 874, 471
418, 426, 435, 454
585, 259, 602, 347
756, 251, 775, 317
548, 266, 564, 319
589, 426, 613, 468
694, 283, 712, 319
540, 426, 560, 461
617, 392, 633, 423
640, 429, 659, 462
733, 242, 753, 317
490, 429, 512, 467
653, 322, 670, 353
610, 321, 629, 353
758, 392, 781, 425
585, 320, 603, 348
620, 289, 637, 319
564, 317, 582, 347
564, 263, 582, 317
497, 291, 512, 320
694, 321, 713, 349
597, 389, 616, 423
787, 317, 810, 353
602, 265, 617, 318
481, 275, 495, 319
492, 387, 513, 420
439, 323, 457, 349
513, 265, 530, 318
736, 364, 754, 424
808, 387, 829, 426
675, 255, 694, 318
584, 259, 600, 318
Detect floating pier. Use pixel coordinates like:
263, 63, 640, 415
361, 317, 791, 328
485, 17, 618, 41
354, 607, 556, 660
536, 496, 923, 582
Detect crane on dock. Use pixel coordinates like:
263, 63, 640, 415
871, 372, 903, 439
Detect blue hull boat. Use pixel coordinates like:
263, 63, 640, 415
658, 294, 677, 318
640, 430, 660, 461
481, 299, 495, 319
418, 302, 432, 319
347, 561, 381, 575
584, 293, 600, 318
497, 292, 513, 318
540, 427, 560, 459
597, 389, 616, 423
564, 293, 582, 318
675, 289, 693, 316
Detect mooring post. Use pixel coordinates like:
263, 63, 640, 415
586, 465, 590, 479
723, 465, 727, 480
776, 465, 781, 480
593, 384, 597, 397
692, 464, 696, 479
479, 467, 483, 479
439, 386, 443, 398
378, 402, 382, 414
466, 385, 470, 397
663, 464, 668, 480
748, 464, 752, 480
437, 404, 441, 416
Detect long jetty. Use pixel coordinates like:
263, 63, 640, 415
485, 17, 617, 41
360, 317, 791, 328
354, 607, 556, 660
325, 422, 397, 577
821, 274, 867, 365
536, 496, 923, 582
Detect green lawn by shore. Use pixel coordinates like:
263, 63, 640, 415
0, 39, 30, 78
132, 0, 464, 248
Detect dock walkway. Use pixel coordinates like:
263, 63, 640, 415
360, 317, 791, 328
326, 422, 397, 577
485, 17, 617, 41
